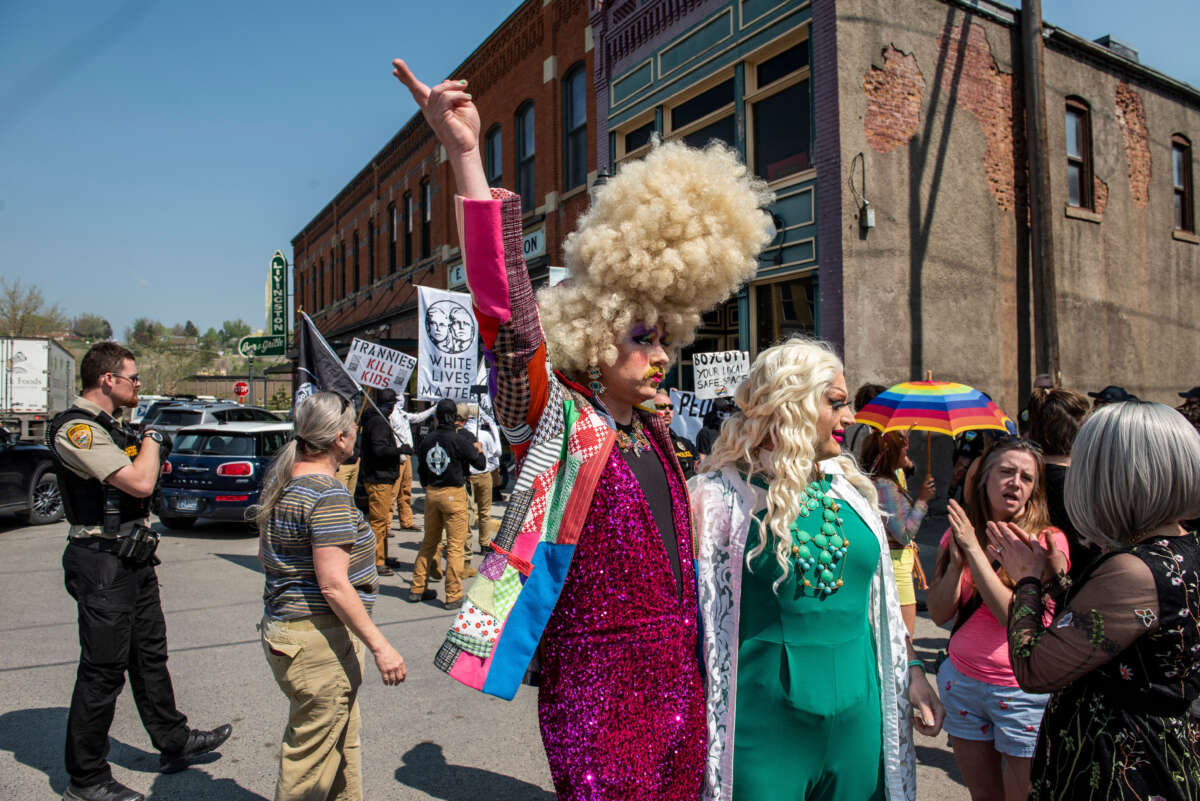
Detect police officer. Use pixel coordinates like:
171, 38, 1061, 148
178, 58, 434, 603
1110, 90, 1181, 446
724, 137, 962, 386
653, 391, 697, 479
49, 342, 232, 801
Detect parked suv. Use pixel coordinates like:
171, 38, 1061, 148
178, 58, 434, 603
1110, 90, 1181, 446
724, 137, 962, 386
0, 426, 63, 525
141, 400, 279, 436
156, 421, 292, 529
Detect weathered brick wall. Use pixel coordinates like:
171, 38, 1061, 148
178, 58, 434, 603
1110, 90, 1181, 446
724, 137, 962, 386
1114, 81, 1151, 209
863, 45, 925, 153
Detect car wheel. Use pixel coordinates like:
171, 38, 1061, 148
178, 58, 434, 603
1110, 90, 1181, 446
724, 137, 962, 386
158, 515, 196, 530
20, 467, 63, 525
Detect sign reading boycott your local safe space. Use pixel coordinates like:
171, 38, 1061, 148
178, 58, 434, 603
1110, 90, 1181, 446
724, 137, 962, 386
343, 338, 416, 393
417, 286, 478, 402
692, 350, 750, 400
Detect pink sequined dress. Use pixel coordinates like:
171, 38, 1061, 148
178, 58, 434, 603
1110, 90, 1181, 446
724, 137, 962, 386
537, 428, 706, 800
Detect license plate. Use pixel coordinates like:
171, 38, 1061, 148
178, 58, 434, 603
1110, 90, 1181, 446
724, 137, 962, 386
175, 497, 199, 512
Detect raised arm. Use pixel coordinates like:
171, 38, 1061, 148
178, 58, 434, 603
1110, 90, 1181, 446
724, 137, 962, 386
393, 58, 554, 457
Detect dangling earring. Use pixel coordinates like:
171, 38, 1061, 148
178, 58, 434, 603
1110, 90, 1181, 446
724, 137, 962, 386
587, 365, 606, 396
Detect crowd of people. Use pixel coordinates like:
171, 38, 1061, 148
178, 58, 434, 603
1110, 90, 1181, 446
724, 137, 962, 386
49, 56, 1197, 801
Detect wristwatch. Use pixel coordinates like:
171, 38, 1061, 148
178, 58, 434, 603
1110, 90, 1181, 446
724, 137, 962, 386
143, 430, 166, 446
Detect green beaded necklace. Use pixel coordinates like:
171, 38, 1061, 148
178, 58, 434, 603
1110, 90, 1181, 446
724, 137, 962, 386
789, 476, 849, 596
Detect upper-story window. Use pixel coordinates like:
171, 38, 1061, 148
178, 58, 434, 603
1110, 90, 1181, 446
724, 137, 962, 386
1066, 98, 1094, 210
485, 125, 503, 188
388, 203, 397, 273
339, 242, 347, 298
668, 76, 735, 150
367, 221, 376, 284
352, 231, 361, 292
563, 64, 588, 191
747, 38, 811, 182
1173, 134, 1194, 233
319, 257, 326, 308
420, 178, 431, 260
516, 102, 536, 211
403, 192, 413, 266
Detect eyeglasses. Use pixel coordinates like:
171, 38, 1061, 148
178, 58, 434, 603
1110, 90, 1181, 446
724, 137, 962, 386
655, 403, 673, 411
109, 372, 140, 385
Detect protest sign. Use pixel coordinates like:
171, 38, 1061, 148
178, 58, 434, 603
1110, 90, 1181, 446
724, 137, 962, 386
343, 338, 416, 393
692, 350, 749, 400
669, 388, 718, 442
417, 286, 478, 401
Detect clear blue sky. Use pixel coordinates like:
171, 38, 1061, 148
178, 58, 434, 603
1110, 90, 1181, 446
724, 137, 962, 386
2, 1, 1196, 342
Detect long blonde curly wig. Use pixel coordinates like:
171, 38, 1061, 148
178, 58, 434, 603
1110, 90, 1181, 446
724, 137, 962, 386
702, 338, 879, 590
537, 139, 773, 374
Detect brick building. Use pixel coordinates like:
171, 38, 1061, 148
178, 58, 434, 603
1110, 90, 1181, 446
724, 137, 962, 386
591, 0, 1200, 414
291, 0, 595, 361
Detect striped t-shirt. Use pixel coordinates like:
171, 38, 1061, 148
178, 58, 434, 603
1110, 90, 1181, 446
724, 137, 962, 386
260, 474, 379, 620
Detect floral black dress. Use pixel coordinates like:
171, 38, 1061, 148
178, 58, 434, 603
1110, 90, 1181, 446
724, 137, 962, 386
1007, 531, 1200, 801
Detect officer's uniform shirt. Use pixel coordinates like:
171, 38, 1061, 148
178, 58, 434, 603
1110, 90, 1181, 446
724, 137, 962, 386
53, 396, 147, 539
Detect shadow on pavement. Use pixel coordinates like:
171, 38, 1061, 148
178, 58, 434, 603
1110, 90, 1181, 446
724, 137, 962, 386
213, 553, 265, 574
0, 706, 157, 794
395, 742, 556, 801
916, 743, 965, 785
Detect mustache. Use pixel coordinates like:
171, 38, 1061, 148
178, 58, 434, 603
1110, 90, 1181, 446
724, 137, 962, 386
643, 367, 665, 381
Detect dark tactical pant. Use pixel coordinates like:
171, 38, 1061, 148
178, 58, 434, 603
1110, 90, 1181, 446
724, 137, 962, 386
63, 540, 189, 786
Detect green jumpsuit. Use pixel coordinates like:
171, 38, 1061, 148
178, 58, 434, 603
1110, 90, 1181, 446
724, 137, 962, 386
733, 477, 885, 801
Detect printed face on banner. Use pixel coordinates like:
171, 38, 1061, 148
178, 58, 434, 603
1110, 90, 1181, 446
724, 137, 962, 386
418, 287, 479, 402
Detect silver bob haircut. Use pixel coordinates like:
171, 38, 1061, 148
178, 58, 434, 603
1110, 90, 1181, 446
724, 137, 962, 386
1065, 402, 1200, 549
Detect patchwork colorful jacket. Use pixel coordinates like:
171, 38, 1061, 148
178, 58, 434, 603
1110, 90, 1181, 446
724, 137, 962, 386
434, 188, 677, 699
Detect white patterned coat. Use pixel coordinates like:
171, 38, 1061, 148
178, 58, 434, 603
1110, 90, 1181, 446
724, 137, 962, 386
691, 460, 917, 801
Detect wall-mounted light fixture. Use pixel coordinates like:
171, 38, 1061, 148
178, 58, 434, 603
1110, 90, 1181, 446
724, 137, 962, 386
849, 152, 875, 232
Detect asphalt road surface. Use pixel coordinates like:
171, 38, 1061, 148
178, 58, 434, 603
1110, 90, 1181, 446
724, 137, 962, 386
0, 495, 968, 800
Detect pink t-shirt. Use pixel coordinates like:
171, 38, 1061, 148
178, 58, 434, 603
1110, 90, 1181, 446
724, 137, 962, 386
939, 526, 1069, 687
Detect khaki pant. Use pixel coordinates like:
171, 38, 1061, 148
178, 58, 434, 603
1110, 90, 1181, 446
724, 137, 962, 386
394, 458, 414, 529
411, 486, 468, 603
364, 480, 400, 566
467, 472, 496, 552
334, 460, 359, 496
261, 615, 364, 801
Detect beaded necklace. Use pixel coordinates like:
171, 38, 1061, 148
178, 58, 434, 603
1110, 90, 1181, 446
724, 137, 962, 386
789, 476, 849, 595
615, 417, 652, 457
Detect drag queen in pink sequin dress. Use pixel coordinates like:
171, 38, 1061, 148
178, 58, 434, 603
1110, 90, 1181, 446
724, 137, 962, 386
393, 60, 773, 800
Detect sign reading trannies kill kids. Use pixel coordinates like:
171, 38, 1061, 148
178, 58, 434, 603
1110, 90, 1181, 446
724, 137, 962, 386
343, 338, 416, 393
417, 286, 478, 402
692, 350, 750, 400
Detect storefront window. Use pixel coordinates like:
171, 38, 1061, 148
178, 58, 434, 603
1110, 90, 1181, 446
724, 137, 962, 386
755, 276, 815, 349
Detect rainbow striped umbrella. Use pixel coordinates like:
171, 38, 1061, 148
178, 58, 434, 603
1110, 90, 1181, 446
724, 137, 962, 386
855, 380, 1014, 437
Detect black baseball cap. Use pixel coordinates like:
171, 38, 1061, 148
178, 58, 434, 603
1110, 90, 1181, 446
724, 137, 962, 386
1179, 386, 1200, 401
1087, 385, 1136, 403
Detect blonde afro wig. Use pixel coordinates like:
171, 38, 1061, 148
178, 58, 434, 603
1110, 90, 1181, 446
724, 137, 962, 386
537, 139, 773, 374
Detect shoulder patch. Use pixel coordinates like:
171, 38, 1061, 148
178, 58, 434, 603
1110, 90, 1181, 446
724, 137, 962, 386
66, 423, 93, 450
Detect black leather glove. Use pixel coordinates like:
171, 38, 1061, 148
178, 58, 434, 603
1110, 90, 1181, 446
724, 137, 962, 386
142, 428, 173, 461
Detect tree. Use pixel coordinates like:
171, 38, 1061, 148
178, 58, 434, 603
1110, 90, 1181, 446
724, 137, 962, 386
72, 313, 113, 340
0, 278, 69, 336
221, 319, 251, 346
127, 318, 165, 348
183, 320, 199, 337
170, 323, 187, 337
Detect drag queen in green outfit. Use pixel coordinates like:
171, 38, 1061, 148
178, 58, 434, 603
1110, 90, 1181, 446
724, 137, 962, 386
691, 338, 945, 801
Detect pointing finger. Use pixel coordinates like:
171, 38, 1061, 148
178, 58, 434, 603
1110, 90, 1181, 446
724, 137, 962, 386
392, 58, 431, 104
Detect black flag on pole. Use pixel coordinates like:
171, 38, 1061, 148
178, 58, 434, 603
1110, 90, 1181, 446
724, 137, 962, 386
295, 311, 361, 404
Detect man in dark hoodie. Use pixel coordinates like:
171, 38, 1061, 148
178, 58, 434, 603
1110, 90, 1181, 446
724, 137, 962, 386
408, 398, 486, 609
361, 389, 402, 576
695, 397, 735, 466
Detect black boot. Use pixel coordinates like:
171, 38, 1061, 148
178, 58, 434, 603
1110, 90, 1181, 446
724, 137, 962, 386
62, 779, 145, 801
158, 723, 233, 774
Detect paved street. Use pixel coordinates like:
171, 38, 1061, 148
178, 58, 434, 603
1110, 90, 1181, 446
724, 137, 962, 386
0, 494, 967, 800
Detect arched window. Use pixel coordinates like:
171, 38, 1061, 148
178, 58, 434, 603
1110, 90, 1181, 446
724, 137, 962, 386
1173, 134, 1194, 233
420, 178, 432, 260
1066, 98, 1094, 210
485, 125, 503, 188
367, 221, 376, 284
562, 64, 587, 190
387, 203, 397, 273
352, 231, 361, 292
403, 192, 413, 267
515, 101, 536, 211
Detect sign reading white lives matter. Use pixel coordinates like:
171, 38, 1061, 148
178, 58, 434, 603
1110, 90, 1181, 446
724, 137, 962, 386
692, 350, 750, 400
343, 338, 416, 392
417, 286, 478, 401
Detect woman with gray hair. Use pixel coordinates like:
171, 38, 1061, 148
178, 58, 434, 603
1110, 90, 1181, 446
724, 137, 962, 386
990, 402, 1200, 799
254, 391, 406, 801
